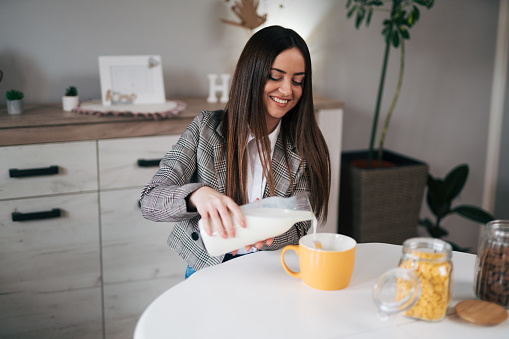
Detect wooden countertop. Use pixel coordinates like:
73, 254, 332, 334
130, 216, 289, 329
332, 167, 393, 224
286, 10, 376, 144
0, 96, 343, 146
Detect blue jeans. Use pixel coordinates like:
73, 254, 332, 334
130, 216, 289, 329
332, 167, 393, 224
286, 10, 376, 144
185, 265, 196, 279
184, 253, 246, 279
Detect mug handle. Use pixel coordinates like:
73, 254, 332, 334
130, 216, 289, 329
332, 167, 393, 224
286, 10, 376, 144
281, 245, 301, 279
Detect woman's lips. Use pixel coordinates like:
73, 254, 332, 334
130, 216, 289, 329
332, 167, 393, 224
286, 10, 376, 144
270, 96, 289, 105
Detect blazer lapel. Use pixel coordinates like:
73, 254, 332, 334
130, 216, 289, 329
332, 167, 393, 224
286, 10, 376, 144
264, 132, 302, 198
213, 119, 227, 194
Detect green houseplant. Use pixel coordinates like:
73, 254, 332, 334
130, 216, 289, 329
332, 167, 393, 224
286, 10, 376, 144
65, 86, 78, 97
346, 0, 434, 167
419, 164, 495, 252
6, 89, 24, 115
338, 0, 434, 245
62, 85, 79, 111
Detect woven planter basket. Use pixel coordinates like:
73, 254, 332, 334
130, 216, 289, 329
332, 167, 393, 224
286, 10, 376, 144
338, 150, 428, 245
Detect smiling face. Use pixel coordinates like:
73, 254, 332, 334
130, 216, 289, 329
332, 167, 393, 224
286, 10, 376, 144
263, 47, 306, 133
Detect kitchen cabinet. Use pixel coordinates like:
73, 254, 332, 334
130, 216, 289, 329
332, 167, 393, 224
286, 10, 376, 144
0, 137, 186, 339
0, 142, 102, 338
0, 96, 343, 338
0, 141, 98, 199
98, 136, 186, 339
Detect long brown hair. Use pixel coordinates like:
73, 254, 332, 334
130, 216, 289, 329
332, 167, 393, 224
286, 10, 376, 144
222, 25, 331, 223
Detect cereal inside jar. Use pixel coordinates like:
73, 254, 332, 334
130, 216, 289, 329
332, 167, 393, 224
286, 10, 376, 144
398, 238, 453, 321
474, 220, 509, 308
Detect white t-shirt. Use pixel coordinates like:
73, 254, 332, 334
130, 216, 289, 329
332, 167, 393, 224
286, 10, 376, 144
236, 121, 282, 255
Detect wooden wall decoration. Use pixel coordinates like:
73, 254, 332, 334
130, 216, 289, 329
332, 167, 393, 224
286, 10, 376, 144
221, 0, 267, 31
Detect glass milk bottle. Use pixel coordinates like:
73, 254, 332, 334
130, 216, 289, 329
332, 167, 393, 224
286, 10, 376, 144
198, 192, 316, 256
474, 220, 509, 308
373, 238, 453, 322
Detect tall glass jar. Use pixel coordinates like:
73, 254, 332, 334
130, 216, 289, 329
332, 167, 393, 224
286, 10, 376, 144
474, 220, 509, 308
373, 238, 453, 322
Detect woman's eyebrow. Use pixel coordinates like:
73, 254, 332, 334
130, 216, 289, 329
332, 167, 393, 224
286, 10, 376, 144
271, 67, 306, 76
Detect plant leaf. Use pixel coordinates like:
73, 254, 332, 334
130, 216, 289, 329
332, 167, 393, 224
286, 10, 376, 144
418, 218, 434, 229
413, 5, 421, 21
382, 20, 392, 37
355, 8, 366, 28
414, 0, 435, 9
392, 30, 400, 47
347, 5, 357, 19
429, 225, 448, 238
443, 164, 468, 201
399, 26, 410, 39
418, 218, 449, 238
426, 176, 449, 218
366, 7, 373, 26
414, 0, 428, 6
452, 205, 495, 224
384, 27, 393, 44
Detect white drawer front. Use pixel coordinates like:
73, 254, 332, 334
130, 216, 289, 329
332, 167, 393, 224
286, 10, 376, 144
0, 287, 103, 338
0, 141, 98, 199
100, 188, 186, 284
0, 192, 103, 337
0, 192, 101, 292
98, 135, 180, 190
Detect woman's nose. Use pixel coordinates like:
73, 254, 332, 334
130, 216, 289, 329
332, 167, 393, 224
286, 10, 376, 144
279, 79, 291, 96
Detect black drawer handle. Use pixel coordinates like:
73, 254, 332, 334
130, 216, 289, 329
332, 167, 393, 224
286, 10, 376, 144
9, 165, 59, 178
12, 208, 62, 222
137, 159, 161, 167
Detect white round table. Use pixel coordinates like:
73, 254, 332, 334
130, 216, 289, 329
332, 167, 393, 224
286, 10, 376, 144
134, 243, 508, 339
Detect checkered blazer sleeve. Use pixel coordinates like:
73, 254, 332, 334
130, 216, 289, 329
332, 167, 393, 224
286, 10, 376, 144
140, 111, 213, 222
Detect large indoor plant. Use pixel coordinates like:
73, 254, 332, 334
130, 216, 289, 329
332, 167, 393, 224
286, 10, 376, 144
339, 0, 435, 244
346, 0, 434, 167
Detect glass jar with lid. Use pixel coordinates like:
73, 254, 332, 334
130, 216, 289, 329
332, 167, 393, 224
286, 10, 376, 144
474, 220, 509, 308
373, 238, 453, 321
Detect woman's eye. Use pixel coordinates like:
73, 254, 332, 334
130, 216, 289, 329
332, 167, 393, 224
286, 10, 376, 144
269, 75, 304, 85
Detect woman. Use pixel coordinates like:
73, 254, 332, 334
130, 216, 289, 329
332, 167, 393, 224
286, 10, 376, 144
140, 25, 330, 276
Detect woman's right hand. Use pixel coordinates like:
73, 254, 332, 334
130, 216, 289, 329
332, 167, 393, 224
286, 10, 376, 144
189, 186, 246, 239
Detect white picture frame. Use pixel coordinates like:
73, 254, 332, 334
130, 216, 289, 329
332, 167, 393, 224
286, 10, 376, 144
98, 55, 166, 106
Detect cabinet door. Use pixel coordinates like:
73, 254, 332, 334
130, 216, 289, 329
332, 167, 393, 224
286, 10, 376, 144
0, 141, 98, 200
0, 193, 102, 338
100, 188, 185, 339
98, 135, 179, 190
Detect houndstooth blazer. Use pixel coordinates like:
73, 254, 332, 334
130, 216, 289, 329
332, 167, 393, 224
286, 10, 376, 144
140, 110, 311, 271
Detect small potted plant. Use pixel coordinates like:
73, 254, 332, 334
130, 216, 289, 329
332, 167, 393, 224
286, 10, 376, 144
62, 86, 79, 111
6, 89, 24, 115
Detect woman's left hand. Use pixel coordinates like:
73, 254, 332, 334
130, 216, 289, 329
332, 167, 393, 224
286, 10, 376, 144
240, 237, 274, 254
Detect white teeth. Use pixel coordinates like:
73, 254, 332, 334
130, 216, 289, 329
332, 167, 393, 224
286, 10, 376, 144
271, 97, 288, 104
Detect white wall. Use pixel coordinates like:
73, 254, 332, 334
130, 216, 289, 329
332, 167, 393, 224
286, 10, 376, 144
495, 52, 509, 220
0, 0, 505, 251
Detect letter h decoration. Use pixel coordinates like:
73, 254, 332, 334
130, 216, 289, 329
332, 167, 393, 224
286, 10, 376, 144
207, 74, 231, 103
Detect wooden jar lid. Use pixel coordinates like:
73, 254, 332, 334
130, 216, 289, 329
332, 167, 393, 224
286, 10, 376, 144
455, 299, 508, 326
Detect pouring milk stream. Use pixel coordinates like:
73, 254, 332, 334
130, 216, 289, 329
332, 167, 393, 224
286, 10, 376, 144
198, 193, 318, 256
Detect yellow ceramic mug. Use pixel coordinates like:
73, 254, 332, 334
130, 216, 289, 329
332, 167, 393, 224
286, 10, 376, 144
281, 233, 357, 291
